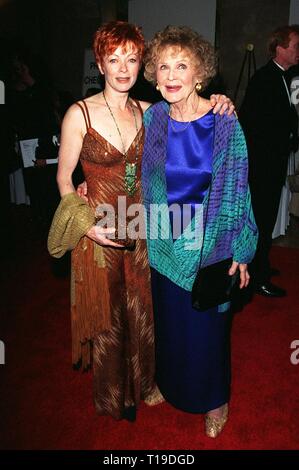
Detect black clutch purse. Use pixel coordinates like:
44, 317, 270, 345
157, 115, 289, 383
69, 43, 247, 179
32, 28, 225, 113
192, 167, 241, 311
192, 258, 240, 311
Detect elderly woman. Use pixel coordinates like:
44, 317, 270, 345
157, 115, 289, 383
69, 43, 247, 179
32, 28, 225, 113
142, 26, 258, 437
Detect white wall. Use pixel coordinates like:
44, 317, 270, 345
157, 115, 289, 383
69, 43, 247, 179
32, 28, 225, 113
289, 0, 299, 23
128, 0, 216, 43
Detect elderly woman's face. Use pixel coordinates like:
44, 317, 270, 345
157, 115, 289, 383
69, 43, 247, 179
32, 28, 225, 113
156, 46, 199, 103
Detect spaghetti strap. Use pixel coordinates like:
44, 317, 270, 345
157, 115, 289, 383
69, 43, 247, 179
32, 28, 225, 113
75, 101, 90, 132
132, 98, 143, 117
81, 100, 92, 129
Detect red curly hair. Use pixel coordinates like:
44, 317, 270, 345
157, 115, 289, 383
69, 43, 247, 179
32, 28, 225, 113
93, 21, 145, 65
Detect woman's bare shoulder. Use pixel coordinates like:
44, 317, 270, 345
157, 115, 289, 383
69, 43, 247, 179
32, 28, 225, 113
62, 102, 88, 136
64, 94, 104, 127
62, 102, 84, 125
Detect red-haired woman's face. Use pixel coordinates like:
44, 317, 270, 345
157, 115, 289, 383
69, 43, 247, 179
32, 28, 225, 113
98, 43, 141, 92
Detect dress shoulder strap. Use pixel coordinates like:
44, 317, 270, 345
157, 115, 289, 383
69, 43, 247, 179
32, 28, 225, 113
75, 100, 92, 132
131, 98, 144, 118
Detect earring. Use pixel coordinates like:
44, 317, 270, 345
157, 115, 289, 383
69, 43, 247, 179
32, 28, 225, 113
156, 83, 160, 91
195, 82, 202, 92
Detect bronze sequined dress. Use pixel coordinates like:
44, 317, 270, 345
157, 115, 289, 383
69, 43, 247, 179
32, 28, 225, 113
72, 100, 155, 420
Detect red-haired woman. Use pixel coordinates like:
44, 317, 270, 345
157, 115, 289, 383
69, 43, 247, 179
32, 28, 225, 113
48, 21, 234, 421
49, 21, 160, 421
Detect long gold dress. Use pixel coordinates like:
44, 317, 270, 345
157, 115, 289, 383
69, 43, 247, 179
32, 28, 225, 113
71, 100, 155, 420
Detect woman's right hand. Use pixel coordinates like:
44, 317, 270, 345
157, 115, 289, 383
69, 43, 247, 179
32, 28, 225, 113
86, 225, 124, 248
78, 181, 123, 248
77, 180, 88, 202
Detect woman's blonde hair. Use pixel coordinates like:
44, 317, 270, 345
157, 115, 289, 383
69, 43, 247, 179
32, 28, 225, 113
144, 25, 217, 90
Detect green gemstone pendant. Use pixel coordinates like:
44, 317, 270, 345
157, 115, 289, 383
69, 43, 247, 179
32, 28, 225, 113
125, 162, 137, 196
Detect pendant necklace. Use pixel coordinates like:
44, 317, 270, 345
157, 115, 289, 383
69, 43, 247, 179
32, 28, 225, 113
103, 91, 140, 197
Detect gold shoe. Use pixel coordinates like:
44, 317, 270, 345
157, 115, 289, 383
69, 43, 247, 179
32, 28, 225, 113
205, 404, 228, 438
144, 385, 165, 406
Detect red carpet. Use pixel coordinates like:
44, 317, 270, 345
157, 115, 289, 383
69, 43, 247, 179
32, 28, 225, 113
1, 243, 299, 450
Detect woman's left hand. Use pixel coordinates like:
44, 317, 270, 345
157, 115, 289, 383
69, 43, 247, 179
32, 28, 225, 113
228, 261, 250, 289
77, 180, 88, 203
210, 94, 235, 116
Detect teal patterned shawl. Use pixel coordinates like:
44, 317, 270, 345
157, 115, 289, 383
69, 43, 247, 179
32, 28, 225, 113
142, 101, 258, 291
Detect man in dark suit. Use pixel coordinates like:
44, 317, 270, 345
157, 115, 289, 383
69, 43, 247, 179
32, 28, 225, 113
239, 25, 299, 297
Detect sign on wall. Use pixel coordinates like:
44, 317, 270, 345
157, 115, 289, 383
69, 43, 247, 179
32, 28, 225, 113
82, 49, 102, 98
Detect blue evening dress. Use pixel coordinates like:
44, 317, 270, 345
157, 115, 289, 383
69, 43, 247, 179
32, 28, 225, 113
151, 109, 232, 413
